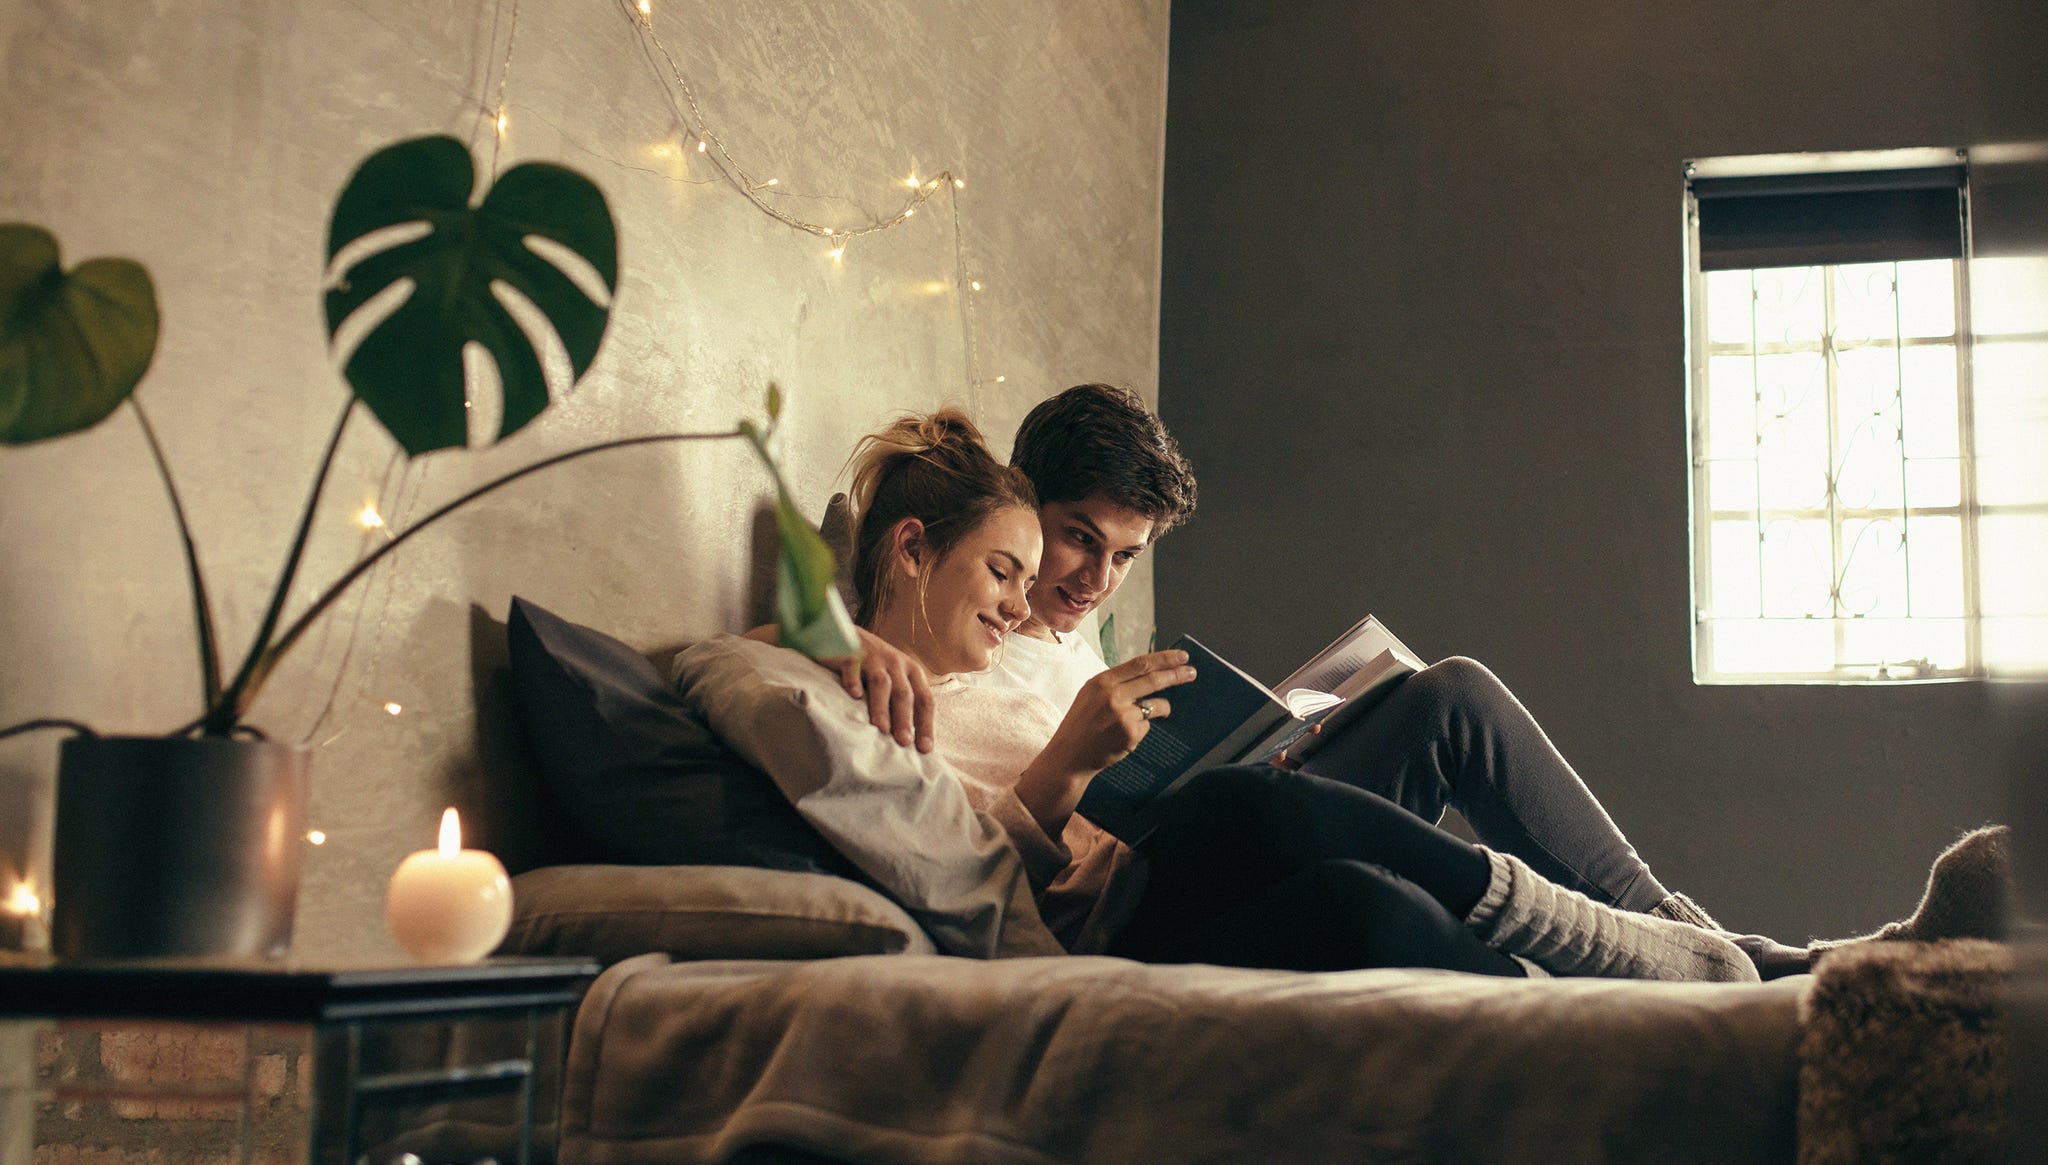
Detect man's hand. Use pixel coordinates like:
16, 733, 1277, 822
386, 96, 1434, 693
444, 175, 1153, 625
742, 623, 937, 751
834, 626, 936, 753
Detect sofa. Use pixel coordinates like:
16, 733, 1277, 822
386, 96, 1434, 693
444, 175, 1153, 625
491, 597, 2008, 1165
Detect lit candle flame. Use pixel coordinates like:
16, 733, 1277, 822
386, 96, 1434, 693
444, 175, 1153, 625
438, 807, 462, 858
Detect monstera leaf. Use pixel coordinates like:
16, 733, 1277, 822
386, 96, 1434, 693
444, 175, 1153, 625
324, 135, 618, 456
0, 224, 158, 445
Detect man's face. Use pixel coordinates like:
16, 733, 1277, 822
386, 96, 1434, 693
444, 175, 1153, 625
1023, 495, 1157, 637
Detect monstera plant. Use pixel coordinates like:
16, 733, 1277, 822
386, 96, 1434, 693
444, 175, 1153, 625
0, 134, 856, 958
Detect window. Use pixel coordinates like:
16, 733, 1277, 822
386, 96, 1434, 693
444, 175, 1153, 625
1685, 150, 2048, 682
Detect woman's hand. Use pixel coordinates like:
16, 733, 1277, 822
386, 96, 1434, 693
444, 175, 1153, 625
743, 623, 936, 752
1015, 649, 1196, 833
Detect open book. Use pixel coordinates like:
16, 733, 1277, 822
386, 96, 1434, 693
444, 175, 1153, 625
1075, 614, 1425, 844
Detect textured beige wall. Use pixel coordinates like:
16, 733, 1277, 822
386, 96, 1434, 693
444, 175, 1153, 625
0, 0, 1168, 960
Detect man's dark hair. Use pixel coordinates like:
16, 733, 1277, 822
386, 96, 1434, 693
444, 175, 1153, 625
1010, 383, 1197, 537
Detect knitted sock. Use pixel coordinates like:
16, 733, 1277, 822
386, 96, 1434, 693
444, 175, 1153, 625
1647, 891, 1722, 931
1811, 825, 2011, 957
1465, 848, 1759, 982
1650, 892, 1814, 978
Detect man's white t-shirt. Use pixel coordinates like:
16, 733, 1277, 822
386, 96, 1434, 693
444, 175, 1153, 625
975, 627, 1109, 717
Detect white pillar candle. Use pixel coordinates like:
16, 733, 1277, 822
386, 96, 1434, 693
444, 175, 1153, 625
385, 808, 512, 963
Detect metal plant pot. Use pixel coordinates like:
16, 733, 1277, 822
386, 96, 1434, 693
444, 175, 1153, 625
52, 735, 310, 959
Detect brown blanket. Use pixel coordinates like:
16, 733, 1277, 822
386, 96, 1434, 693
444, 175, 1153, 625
1798, 939, 2011, 1164
562, 953, 1808, 1165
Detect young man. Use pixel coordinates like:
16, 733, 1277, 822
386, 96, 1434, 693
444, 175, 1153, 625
980, 383, 1198, 713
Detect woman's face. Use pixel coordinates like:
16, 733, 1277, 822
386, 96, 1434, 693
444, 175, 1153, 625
894, 504, 1042, 675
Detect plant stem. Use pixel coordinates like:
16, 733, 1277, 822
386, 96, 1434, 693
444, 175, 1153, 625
131, 401, 224, 710
207, 401, 355, 734
247, 428, 746, 703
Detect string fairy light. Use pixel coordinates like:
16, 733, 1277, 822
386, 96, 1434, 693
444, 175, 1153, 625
621, 0, 969, 267
482, 0, 521, 173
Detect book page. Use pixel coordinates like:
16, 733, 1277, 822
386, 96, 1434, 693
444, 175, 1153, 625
1276, 614, 1419, 695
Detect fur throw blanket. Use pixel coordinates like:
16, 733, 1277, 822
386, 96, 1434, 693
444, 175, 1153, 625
1798, 939, 2010, 1163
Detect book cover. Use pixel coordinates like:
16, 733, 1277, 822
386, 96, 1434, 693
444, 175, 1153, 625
1074, 617, 1426, 843
1075, 635, 1289, 843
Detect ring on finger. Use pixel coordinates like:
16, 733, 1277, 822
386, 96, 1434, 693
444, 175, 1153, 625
1137, 698, 1154, 721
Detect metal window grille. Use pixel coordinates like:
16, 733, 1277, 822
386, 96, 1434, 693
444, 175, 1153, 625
1688, 258, 1977, 681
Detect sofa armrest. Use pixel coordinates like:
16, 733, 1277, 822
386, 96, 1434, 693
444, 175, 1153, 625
500, 864, 937, 964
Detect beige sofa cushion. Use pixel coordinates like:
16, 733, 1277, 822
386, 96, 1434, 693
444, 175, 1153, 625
502, 864, 936, 963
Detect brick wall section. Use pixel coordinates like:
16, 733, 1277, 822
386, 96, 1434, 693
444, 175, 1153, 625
30, 1022, 313, 1165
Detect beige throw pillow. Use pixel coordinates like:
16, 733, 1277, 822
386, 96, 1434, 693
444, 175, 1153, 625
502, 864, 935, 963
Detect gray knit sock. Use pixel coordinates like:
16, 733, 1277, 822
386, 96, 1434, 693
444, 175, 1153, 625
1811, 825, 2011, 956
1647, 891, 1722, 931
1466, 848, 1759, 982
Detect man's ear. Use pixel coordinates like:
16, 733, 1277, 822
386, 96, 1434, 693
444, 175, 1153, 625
888, 517, 928, 577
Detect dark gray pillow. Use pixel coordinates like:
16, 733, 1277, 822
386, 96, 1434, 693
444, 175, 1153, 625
504, 596, 849, 876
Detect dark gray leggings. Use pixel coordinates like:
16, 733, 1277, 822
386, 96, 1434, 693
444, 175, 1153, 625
1298, 656, 1668, 911
1109, 764, 1524, 975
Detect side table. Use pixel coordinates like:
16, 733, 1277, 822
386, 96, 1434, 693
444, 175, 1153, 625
0, 955, 600, 1165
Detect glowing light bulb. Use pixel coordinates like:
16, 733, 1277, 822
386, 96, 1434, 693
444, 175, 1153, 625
384, 702, 403, 716
953, 178, 965, 188
495, 108, 508, 135
904, 207, 915, 217
307, 830, 327, 846
830, 246, 845, 261
5, 883, 38, 917
994, 375, 1007, 383
357, 505, 385, 530
766, 177, 779, 186
637, 0, 650, 13
970, 280, 983, 292
905, 175, 920, 188
696, 140, 707, 153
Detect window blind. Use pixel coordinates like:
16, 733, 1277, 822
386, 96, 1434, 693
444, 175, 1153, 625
1691, 165, 1966, 271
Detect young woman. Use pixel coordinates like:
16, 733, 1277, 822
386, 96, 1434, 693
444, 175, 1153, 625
818, 409, 1831, 980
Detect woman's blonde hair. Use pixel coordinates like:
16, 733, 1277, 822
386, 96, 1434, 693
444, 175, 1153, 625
845, 408, 1037, 627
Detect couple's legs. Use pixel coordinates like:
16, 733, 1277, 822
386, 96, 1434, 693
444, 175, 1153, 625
1111, 764, 1523, 976
1111, 764, 1755, 981
1297, 656, 1672, 912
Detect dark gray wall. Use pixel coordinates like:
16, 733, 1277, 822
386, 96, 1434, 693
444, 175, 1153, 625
1158, 0, 2048, 940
